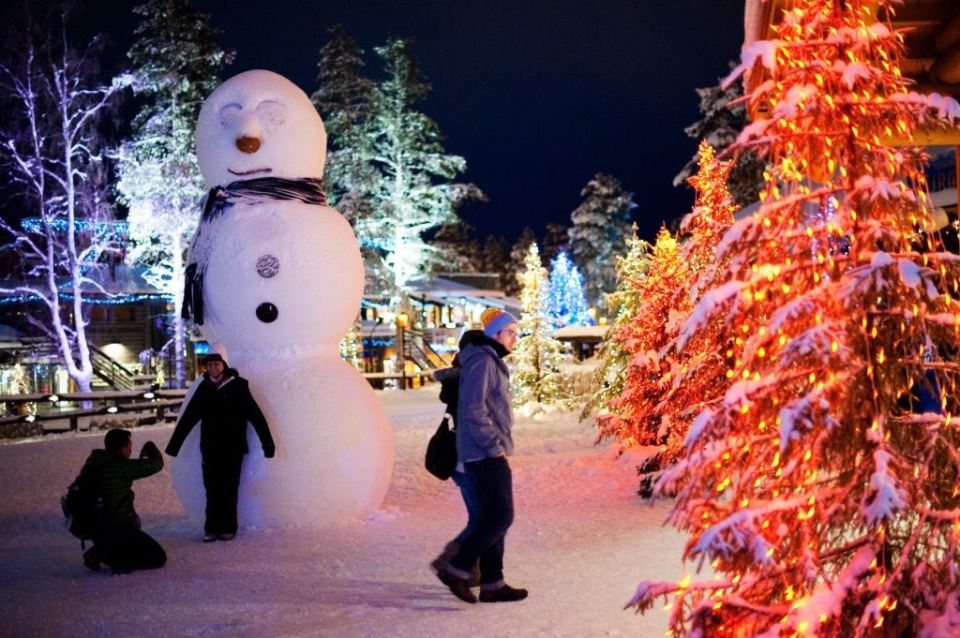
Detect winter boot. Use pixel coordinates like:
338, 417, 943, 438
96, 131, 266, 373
437, 569, 477, 604
479, 584, 528, 603
430, 541, 459, 575
431, 542, 481, 586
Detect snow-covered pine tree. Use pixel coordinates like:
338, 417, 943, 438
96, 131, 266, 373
581, 223, 649, 423
480, 234, 510, 281
568, 173, 635, 310
360, 37, 483, 291
312, 25, 377, 226
629, 2, 960, 635
117, 0, 233, 388
504, 226, 537, 297
512, 243, 570, 414
429, 222, 483, 273
0, 15, 127, 394
638, 141, 739, 496
673, 60, 766, 208
597, 226, 686, 448
546, 250, 591, 328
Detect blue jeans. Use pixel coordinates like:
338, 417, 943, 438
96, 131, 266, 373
448, 457, 514, 585
452, 470, 481, 545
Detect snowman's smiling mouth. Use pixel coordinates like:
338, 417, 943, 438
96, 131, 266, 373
228, 167, 273, 176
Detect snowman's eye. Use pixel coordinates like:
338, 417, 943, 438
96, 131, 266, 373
257, 101, 287, 131
220, 103, 242, 128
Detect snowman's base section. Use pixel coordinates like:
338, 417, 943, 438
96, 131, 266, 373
170, 356, 394, 527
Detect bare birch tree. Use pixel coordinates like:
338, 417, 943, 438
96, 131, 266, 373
0, 19, 128, 393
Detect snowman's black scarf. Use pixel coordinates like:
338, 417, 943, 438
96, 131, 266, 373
200, 176, 328, 223
182, 177, 328, 325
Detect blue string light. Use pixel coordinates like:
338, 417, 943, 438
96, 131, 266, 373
20, 217, 129, 240
0, 293, 171, 305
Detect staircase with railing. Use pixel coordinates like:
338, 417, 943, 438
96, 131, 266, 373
89, 344, 139, 390
402, 327, 451, 374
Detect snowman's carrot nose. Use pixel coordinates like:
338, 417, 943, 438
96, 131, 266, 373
236, 136, 261, 154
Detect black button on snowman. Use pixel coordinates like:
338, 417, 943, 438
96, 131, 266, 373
255, 255, 280, 322
170, 70, 395, 528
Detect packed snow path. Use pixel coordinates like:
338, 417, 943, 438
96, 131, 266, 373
1, 388, 682, 637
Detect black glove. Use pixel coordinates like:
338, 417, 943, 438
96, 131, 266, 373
140, 441, 159, 458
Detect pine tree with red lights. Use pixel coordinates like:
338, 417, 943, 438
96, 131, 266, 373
597, 226, 687, 447
637, 141, 740, 495
629, 1, 960, 635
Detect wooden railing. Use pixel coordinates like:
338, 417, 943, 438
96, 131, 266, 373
0, 388, 188, 437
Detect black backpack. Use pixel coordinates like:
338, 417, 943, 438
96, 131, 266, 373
425, 369, 461, 480
425, 415, 458, 480
61, 465, 104, 545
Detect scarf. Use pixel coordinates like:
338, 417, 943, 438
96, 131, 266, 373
182, 177, 328, 325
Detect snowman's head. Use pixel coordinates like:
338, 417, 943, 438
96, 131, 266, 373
195, 70, 327, 187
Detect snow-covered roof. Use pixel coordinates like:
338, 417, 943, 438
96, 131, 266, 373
403, 275, 520, 316
554, 325, 609, 339
406, 275, 504, 298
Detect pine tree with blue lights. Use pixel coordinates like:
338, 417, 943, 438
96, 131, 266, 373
547, 250, 592, 328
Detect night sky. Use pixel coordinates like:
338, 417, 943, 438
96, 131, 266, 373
38, 0, 747, 245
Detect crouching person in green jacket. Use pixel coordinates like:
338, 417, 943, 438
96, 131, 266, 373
82, 428, 166, 574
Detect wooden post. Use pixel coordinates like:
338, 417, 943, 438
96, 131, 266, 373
397, 323, 406, 390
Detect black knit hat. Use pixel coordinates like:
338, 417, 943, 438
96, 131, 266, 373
202, 353, 226, 366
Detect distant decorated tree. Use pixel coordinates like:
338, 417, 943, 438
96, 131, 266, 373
504, 226, 537, 297
546, 250, 592, 328
596, 227, 686, 447
512, 243, 570, 414
628, 2, 960, 636
339, 320, 363, 372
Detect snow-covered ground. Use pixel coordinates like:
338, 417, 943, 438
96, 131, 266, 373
0, 387, 685, 637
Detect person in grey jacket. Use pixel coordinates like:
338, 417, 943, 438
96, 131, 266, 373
436, 309, 528, 604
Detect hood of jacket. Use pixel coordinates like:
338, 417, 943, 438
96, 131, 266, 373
458, 331, 510, 363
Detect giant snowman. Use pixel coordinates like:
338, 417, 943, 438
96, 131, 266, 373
170, 70, 394, 527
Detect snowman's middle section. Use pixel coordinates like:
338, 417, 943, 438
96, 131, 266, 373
199, 198, 364, 351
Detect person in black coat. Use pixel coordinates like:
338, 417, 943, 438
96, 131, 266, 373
166, 353, 275, 542
430, 330, 486, 580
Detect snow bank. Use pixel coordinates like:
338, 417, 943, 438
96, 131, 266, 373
0, 387, 684, 637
